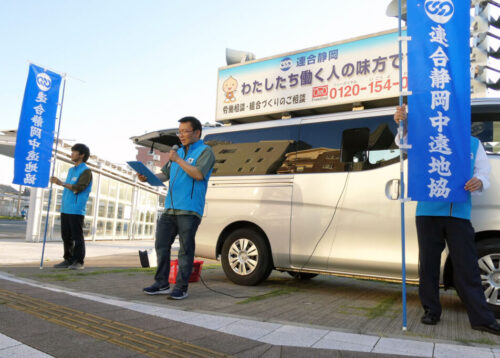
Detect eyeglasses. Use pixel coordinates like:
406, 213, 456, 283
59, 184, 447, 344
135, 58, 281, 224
176, 130, 193, 136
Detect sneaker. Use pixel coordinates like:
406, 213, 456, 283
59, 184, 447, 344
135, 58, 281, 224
169, 288, 188, 300
420, 311, 440, 325
143, 284, 171, 295
53, 260, 71, 268
68, 262, 84, 270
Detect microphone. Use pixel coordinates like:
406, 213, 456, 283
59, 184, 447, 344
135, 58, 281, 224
166, 145, 179, 171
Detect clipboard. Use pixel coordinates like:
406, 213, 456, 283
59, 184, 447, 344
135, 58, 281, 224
127, 161, 165, 187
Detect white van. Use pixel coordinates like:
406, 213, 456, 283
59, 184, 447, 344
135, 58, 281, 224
132, 98, 500, 314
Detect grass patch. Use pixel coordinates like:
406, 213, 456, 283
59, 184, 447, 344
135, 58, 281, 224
202, 264, 221, 270
335, 306, 370, 317
345, 294, 400, 319
456, 337, 496, 346
0, 216, 23, 220
237, 287, 299, 304
366, 295, 399, 319
0, 300, 7, 305
400, 331, 434, 339
35, 273, 79, 282
35, 267, 156, 281
74, 268, 156, 275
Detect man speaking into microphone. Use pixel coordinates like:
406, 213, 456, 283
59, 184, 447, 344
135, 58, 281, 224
139, 116, 215, 300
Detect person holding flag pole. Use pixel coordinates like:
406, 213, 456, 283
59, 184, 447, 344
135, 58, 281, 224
393, 0, 500, 335
394, 104, 500, 335
50, 143, 92, 270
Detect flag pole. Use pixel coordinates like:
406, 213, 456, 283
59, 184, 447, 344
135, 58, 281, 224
397, 0, 408, 331
40, 74, 67, 269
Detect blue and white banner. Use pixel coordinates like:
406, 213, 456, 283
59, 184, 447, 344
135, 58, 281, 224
407, 0, 471, 202
13, 64, 62, 188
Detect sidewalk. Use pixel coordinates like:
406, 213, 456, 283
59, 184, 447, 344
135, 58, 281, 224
0, 237, 158, 265
1, 242, 500, 357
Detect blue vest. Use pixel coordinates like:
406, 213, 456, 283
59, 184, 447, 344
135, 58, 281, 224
416, 137, 479, 220
61, 163, 92, 216
165, 140, 212, 216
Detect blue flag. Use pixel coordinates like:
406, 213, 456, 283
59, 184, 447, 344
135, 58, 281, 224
13, 64, 62, 188
407, 0, 470, 202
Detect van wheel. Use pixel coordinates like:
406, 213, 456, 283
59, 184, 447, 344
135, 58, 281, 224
221, 228, 272, 286
287, 271, 318, 280
477, 238, 500, 318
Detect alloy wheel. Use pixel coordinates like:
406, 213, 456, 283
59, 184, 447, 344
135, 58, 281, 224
228, 238, 259, 276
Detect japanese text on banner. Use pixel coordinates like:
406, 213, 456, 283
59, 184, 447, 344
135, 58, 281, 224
13, 64, 62, 188
407, 0, 471, 202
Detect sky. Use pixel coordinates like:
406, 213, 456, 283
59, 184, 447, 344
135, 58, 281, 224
0, 0, 399, 186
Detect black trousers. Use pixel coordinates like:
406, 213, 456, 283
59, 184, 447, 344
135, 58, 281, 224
416, 216, 495, 326
60, 213, 86, 264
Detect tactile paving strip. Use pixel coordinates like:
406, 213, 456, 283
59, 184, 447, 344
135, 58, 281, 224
0, 289, 232, 358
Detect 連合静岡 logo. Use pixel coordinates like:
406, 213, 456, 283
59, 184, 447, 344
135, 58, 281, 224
424, 0, 454, 24
36, 72, 52, 92
280, 57, 292, 71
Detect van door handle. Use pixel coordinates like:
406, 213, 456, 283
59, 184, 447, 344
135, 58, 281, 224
385, 179, 400, 200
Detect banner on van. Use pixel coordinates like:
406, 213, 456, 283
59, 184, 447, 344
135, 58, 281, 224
407, 0, 470, 202
13, 64, 62, 188
216, 30, 407, 122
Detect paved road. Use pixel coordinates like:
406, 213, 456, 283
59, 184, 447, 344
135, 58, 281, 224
0, 219, 26, 240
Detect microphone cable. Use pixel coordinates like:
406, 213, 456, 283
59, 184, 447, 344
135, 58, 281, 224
167, 145, 180, 215
196, 171, 350, 298
196, 170, 350, 298
198, 271, 251, 299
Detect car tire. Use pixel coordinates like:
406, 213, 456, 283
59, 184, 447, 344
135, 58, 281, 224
477, 238, 500, 318
221, 228, 272, 286
286, 271, 318, 280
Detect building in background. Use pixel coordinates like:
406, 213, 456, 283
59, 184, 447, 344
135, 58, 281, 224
135, 146, 169, 172
0, 130, 165, 242
0, 184, 30, 217
135, 146, 169, 208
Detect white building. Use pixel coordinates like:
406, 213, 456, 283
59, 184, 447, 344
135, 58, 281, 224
0, 130, 165, 242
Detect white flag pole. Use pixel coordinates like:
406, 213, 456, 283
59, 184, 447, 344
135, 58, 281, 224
397, 0, 409, 331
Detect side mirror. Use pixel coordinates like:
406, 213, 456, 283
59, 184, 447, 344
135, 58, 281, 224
385, 179, 401, 200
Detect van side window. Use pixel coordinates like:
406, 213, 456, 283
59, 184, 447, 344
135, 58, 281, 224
472, 113, 500, 155
204, 125, 299, 176
296, 116, 399, 173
